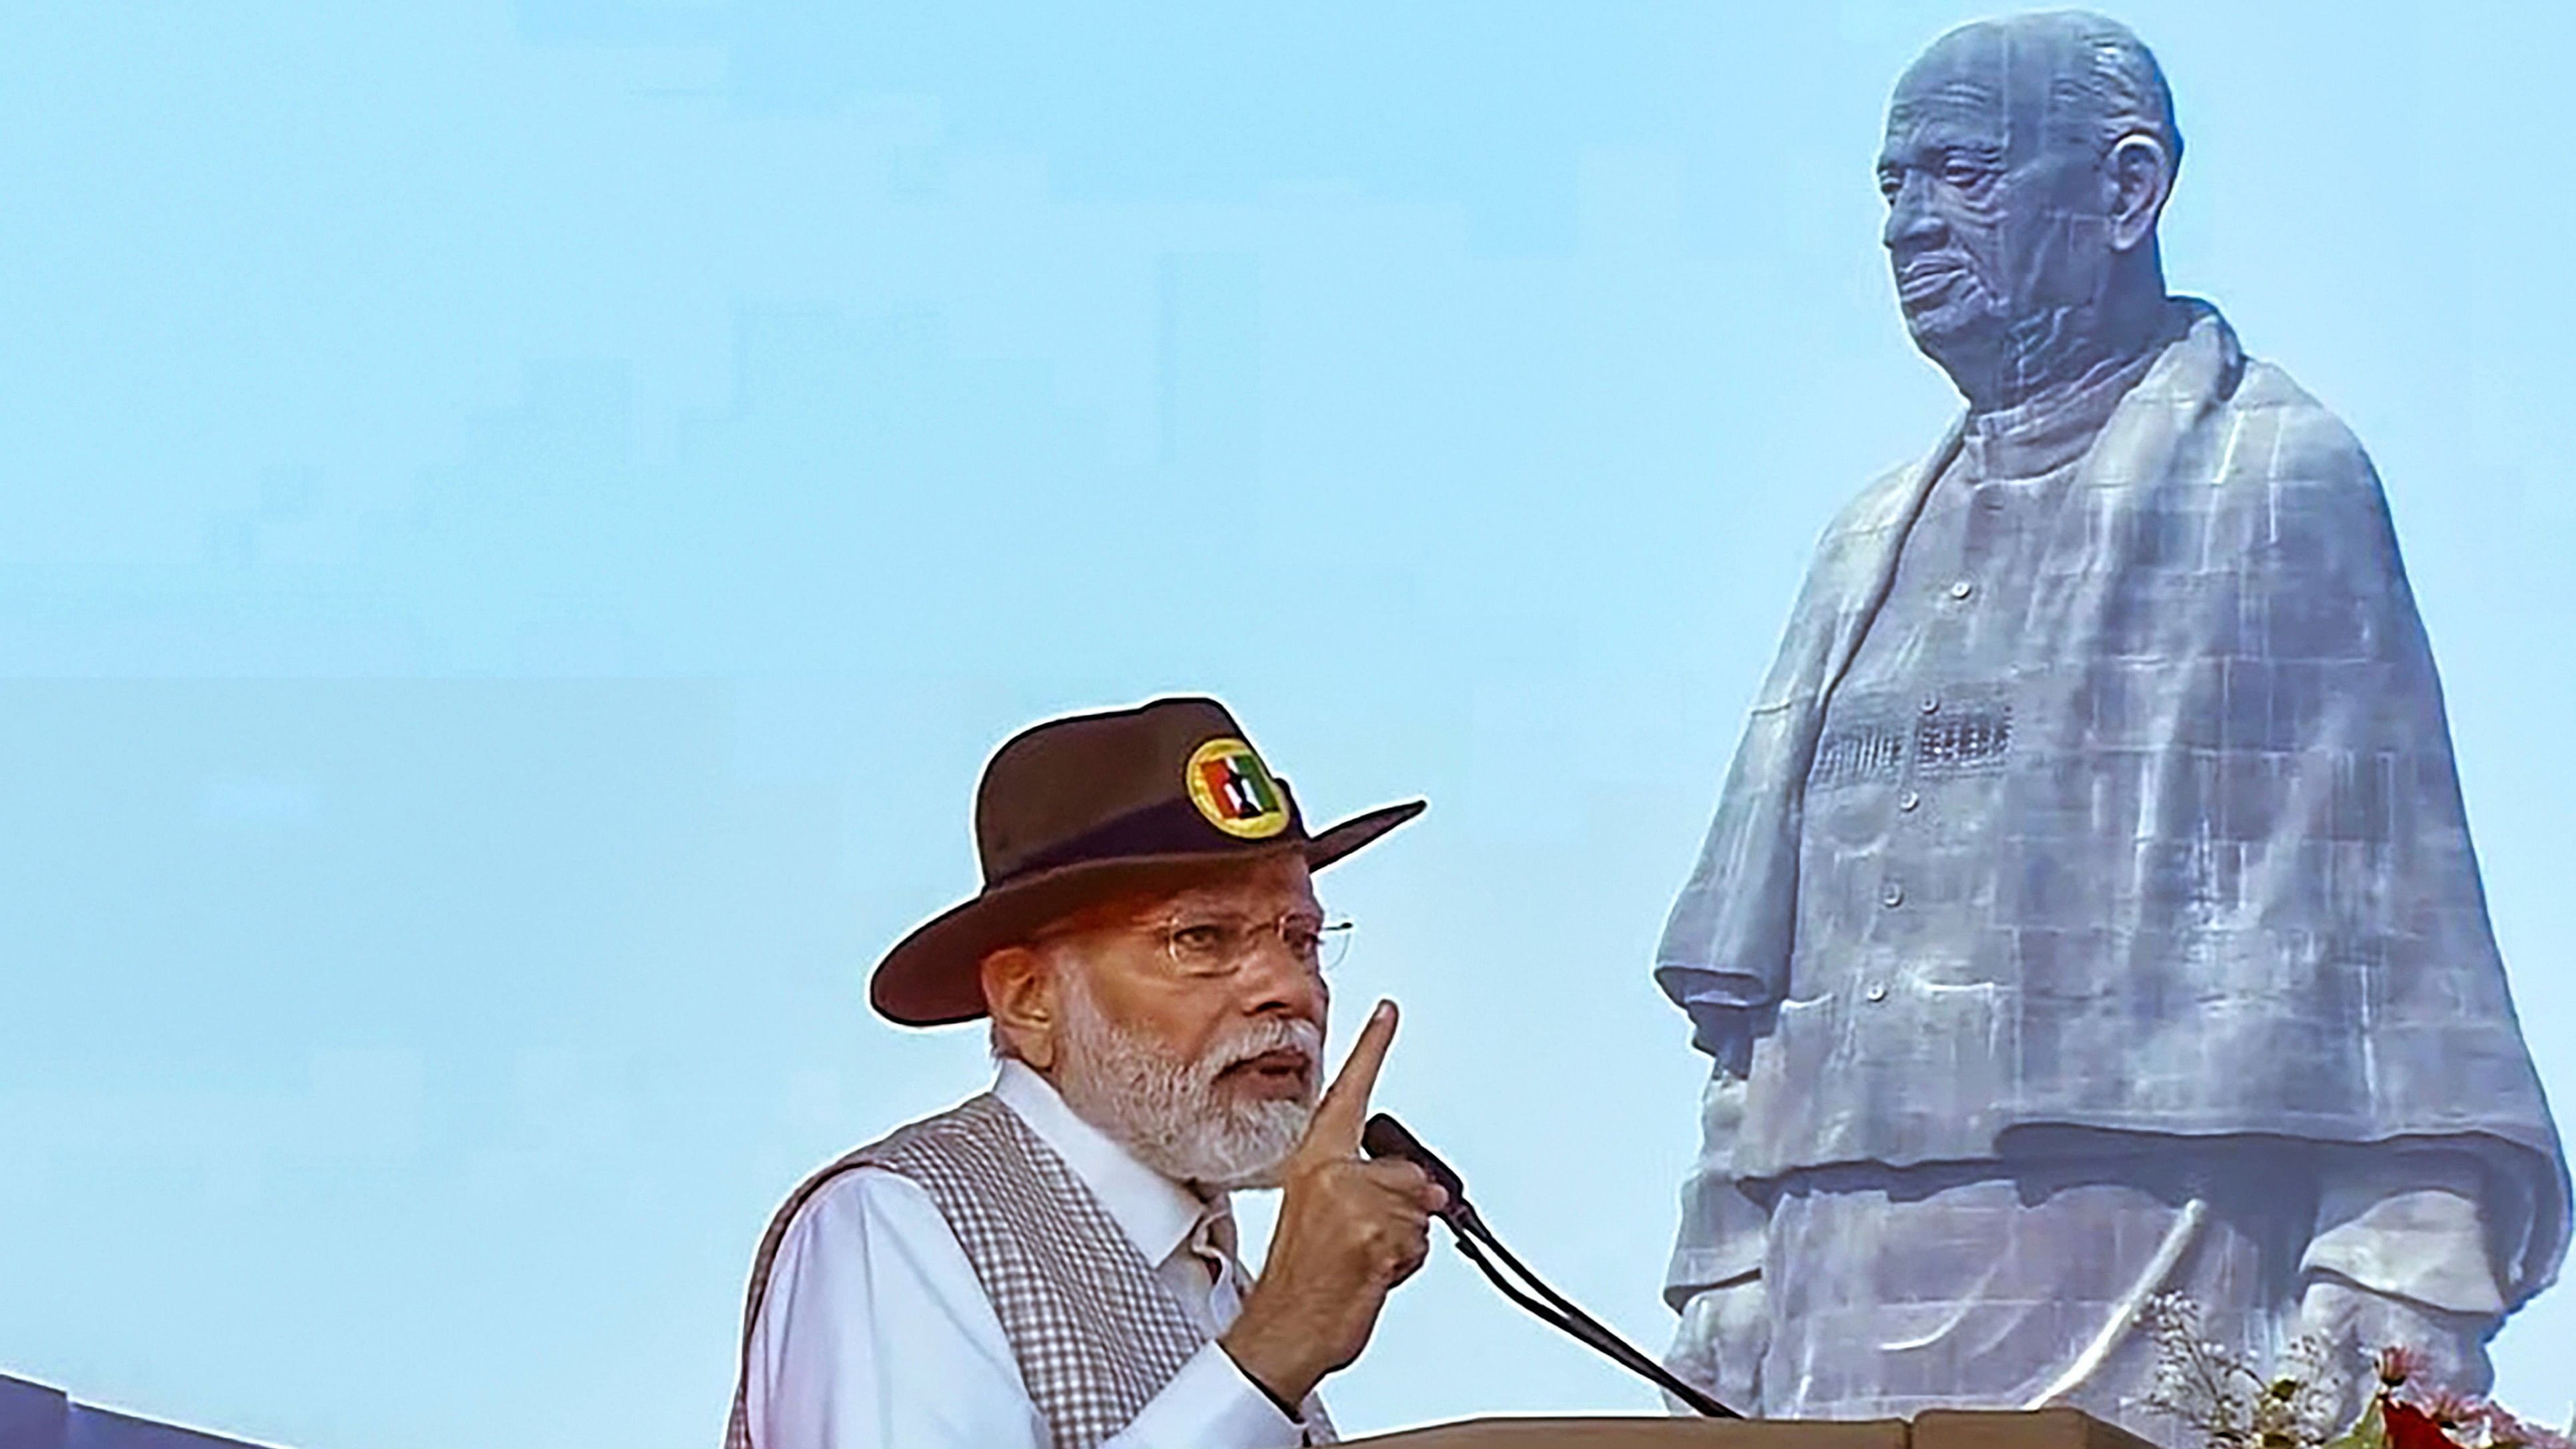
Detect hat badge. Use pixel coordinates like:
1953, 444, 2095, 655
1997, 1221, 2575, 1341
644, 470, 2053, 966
1185, 737, 1290, 839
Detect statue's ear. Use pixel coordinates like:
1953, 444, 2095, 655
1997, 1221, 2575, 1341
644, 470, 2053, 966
2106, 133, 2173, 252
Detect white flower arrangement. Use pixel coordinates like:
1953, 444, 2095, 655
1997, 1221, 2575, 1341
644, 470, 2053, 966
2132, 1294, 2571, 1449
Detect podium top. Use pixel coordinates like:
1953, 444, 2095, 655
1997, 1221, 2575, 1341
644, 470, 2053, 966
1343, 1416, 1907, 1447
1343, 1406, 2163, 1449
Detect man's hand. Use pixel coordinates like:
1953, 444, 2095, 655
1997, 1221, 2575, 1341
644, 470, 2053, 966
1220, 1000, 1447, 1408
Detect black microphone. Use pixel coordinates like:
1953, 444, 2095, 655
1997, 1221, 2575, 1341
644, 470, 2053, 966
1360, 1112, 1485, 1236
1361, 1112, 1741, 1420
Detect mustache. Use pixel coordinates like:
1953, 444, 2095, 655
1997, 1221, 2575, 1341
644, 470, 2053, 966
1894, 252, 1971, 284
1202, 1017, 1323, 1081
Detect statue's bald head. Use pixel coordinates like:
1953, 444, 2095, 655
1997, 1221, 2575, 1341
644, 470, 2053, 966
1878, 12, 2182, 408
1893, 12, 2180, 177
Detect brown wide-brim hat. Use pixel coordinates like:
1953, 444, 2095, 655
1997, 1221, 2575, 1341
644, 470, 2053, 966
870, 695, 1425, 1027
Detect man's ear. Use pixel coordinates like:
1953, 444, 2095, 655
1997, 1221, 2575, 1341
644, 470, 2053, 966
2106, 133, 2172, 253
982, 945, 1061, 1071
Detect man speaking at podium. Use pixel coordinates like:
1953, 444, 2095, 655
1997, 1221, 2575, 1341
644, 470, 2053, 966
722, 697, 1442, 1448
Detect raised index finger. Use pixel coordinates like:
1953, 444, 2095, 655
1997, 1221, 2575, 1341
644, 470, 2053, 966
1304, 998, 1397, 1158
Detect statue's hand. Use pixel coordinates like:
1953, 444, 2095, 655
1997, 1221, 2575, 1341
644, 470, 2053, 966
1666, 1273, 1765, 1416
2292, 1275, 2493, 1405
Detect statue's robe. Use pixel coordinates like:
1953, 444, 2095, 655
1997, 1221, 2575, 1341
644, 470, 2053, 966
1656, 302, 2567, 1420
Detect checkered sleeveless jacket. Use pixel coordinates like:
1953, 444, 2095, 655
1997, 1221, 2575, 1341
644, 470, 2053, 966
724, 1093, 1331, 1449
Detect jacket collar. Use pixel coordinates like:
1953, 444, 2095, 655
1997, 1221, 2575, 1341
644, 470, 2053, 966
1819, 298, 2239, 704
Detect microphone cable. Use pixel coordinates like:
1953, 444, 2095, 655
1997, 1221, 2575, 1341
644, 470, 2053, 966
1361, 1113, 1742, 1420
1444, 1211, 1739, 1418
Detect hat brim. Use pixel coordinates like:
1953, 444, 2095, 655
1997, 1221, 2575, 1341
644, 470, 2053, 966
868, 799, 1425, 1027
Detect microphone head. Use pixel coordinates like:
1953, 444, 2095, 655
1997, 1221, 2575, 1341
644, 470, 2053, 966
1362, 1112, 1470, 1219
1359, 1111, 1420, 1163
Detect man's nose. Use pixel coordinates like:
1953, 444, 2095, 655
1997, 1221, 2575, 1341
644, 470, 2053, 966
1883, 173, 1945, 252
1233, 932, 1328, 1021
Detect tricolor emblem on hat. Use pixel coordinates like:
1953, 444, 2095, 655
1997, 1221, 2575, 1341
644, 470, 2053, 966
1187, 737, 1290, 839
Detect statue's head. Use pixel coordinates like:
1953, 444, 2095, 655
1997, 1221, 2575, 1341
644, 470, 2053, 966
1879, 11, 2181, 408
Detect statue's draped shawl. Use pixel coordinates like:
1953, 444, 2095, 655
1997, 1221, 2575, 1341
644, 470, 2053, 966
1655, 302, 2569, 1303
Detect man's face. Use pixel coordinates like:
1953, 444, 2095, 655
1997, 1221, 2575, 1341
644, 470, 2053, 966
1877, 26, 2116, 381
1031, 852, 1331, 1189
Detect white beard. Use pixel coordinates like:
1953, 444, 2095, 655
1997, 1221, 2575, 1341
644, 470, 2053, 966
1051, 972, 1321, 1191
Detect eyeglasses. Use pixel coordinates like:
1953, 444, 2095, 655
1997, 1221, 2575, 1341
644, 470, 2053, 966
1156, 910, 1354, 977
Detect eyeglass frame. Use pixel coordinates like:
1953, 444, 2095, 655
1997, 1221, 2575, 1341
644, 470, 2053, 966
1034, 904, 1353, 978
1154, 908, 1354, 978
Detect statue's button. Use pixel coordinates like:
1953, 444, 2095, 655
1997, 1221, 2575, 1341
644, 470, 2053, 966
1949, 579, 1974, 600
1897, 789, 1921, 812
1919, 696, 1940, 715
1880, 881, 1905, 908
1865, 982, 1889, 1002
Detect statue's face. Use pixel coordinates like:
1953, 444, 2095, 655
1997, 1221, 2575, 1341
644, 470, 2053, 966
1877, 27, 2118, 386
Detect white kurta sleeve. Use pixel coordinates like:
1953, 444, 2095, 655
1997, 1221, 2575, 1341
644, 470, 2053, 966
1110, 1344, 1309, 1448
747, 1167, 1046, 1449
745, 1168, 1306, 1449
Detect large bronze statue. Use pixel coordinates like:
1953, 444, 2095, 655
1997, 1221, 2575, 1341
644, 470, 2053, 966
1654, 11, 2567, 1428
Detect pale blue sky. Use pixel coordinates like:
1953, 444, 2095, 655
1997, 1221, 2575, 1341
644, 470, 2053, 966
2, 3, 2568, 1446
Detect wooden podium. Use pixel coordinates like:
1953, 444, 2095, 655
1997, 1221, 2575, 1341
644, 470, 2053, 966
1345, 1406, 2162, 1449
